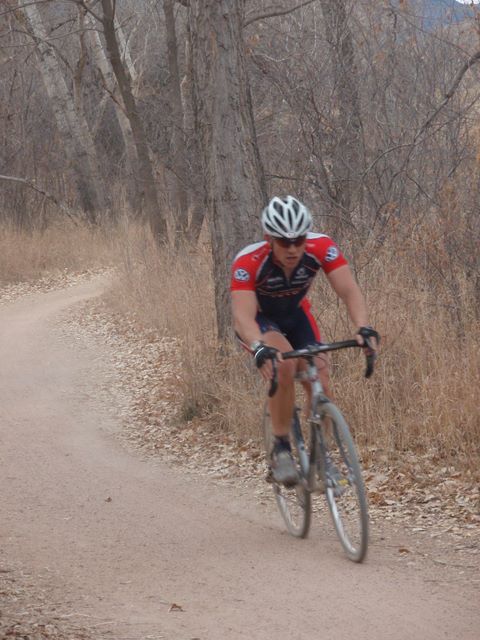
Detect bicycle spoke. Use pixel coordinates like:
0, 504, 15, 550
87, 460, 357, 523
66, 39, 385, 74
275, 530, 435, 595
316, 403, 368, 562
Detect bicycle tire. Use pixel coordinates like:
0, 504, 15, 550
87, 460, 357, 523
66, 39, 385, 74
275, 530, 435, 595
314, 401, 368, 562
262, 403, 311, 538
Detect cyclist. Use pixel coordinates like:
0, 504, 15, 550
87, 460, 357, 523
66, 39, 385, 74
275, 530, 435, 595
231, 196, 379, 487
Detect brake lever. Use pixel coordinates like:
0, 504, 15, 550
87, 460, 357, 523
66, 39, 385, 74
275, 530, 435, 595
268, 357, 278, 397
363, 337, 376, 379
365, 351, 375, 378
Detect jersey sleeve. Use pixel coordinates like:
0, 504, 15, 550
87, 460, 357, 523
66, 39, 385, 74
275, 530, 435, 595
231, 254, 256, 292
309, 235, 348, 274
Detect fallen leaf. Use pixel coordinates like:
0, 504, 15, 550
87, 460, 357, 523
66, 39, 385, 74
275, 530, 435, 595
168, 603, 184, 612
368, 491, 387, 506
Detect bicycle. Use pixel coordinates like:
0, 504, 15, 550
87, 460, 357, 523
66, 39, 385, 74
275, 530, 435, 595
263, 340, 376, 563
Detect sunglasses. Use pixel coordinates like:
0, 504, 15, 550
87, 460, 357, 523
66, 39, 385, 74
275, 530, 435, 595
274, 235, 307, 248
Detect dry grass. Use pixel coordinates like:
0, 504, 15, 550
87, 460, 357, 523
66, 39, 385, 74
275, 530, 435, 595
112, 220, 479, 472
108, 224, 265, 436
325, 222, 480, 471
0, 220, 114, 284
1, 215, 476, 472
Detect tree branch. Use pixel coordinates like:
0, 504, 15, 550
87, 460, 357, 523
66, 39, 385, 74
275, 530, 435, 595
363, 50, 480, 179
419, 50, 480, 135
0, 174, 79, 223
0, 2, 49, 20
244, 0, 317, 27
67, 0, 104, 25
265, 173, 357, 228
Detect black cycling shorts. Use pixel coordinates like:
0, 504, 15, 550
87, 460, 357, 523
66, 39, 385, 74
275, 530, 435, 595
237, 305, 321, 351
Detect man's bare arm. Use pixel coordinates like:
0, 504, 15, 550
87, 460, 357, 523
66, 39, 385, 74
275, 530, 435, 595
326, 265, 370, 335
231, 290, 263, 347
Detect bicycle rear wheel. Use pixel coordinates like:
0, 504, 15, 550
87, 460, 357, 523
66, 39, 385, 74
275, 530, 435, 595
263, 404, 311, 538
314, 402, 368, 562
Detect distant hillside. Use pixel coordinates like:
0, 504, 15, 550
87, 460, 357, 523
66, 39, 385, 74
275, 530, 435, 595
394, 0, 475, 29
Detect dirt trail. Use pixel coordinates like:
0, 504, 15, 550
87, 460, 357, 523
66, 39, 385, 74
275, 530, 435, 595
0, 279, 478, 640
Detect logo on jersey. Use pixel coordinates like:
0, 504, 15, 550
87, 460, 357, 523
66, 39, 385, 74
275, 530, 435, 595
296, 267, 307, 278
234, 268, 250, 282
325, 246, 339, 262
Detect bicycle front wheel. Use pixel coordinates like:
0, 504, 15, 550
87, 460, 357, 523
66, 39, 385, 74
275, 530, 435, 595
315, 402, 368, 562
263, 404, 311, 538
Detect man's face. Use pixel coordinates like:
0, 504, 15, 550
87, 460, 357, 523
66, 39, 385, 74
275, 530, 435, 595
268, 235, 307, 270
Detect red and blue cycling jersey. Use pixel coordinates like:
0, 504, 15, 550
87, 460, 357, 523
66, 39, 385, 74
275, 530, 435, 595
231, 233, 348, 347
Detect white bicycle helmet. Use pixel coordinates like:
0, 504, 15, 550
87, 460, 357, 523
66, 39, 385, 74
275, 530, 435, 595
261, 196, 312, 239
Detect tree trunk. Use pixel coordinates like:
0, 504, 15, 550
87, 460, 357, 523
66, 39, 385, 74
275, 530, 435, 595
163, 0, 189, 240
189, 0, 267, 340
115, 13, 139, 95
180, 17, 206, 242
73, 6, 87, 119
100, 0, 168, 241
319, 0, 364, 229
84, 10, 140, 213
19, 2, 107, 222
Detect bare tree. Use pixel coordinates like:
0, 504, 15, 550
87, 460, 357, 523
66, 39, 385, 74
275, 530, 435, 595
16, 1, 108, 223
163, 0, 189, 239
98, 0, 168, 240
319, 0, 364, 227
180, 12, 207, 242
114, 8, 139, 93
188, 0, 267, 339
82, 6, 140, 210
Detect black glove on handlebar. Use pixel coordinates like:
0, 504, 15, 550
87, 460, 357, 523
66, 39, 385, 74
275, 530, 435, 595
357, 326, 380, 346
253, 343, 278, 369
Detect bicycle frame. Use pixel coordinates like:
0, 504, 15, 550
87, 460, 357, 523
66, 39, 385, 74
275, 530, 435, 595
290, 363, 329, 494
264, 340, 374, 558
268, 340, 375, 492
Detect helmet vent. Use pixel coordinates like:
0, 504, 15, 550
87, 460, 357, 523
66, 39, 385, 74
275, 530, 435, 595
273, 201, 283, 215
